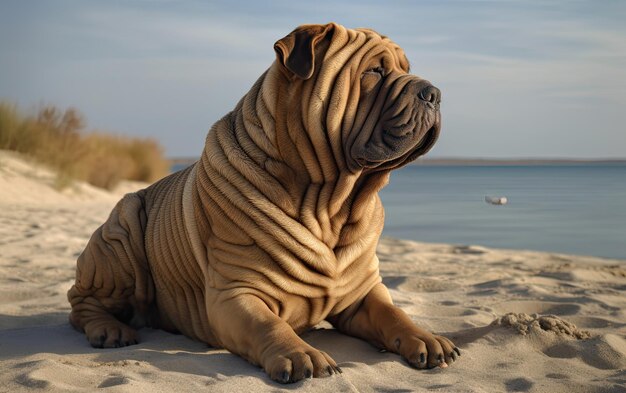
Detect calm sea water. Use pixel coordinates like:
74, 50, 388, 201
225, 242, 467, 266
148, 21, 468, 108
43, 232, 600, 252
381, 165, 626, 260
172, 163, 626, 259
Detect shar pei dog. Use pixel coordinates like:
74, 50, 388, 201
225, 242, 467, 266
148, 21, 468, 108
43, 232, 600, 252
68, 22, 460, 383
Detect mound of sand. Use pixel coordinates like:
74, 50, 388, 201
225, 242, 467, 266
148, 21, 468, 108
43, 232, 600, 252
492, 312, 592, 339
1, 151, 625, 392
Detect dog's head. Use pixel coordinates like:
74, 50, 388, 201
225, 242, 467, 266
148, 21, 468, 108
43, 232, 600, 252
273, 23, 441, 173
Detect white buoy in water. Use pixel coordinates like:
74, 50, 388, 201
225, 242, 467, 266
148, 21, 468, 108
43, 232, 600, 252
485, 196, 508, 205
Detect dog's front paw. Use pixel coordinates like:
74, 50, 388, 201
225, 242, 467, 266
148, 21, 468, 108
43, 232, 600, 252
264, 346, 342, 384
393, 329, 460, 369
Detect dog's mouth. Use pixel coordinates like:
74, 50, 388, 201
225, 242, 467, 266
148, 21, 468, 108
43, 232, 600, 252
398, 121, 440, 164
353, 120, 440, 170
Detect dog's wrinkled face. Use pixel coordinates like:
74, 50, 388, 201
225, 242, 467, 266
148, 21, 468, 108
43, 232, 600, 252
349, 29, 441, 171
274, 23, 441, 174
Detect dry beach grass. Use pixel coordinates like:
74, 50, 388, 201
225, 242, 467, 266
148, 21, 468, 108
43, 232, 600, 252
0, 103, 169, 190
1, 151, 625, 392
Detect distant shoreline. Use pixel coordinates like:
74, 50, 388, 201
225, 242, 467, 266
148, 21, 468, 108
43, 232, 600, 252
169, 157, 626, 168
411, 158, 626, 166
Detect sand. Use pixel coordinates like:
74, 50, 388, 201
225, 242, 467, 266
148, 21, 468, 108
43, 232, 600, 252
1, 150, 625, 392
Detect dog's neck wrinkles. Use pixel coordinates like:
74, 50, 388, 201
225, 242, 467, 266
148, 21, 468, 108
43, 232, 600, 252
190, 71, 386, 308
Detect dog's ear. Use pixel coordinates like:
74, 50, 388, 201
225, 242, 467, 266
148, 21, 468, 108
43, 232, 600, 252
274, 23, 335, 80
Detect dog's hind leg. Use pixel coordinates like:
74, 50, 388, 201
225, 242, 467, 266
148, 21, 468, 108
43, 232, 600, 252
67, 192, 154, 348
68, 288, 139, 348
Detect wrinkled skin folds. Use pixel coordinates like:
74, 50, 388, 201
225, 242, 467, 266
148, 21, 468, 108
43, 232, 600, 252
67, 23, 458, 384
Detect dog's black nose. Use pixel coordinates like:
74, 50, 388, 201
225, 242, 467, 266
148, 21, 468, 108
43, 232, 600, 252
418, 85, 441, 107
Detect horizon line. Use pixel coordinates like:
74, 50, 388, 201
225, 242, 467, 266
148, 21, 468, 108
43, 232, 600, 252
169, 156, 626, 165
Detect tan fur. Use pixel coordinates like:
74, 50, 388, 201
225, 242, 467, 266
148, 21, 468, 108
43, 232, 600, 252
68, 23, 458, 383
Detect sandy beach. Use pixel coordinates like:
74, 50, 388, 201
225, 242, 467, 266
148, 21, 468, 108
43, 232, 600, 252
1, 150, 625, 393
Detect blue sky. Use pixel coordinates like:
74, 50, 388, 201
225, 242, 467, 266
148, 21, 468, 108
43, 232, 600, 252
1, 0, 625, 158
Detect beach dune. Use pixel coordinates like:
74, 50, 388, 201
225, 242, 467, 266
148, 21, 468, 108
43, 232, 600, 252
1, 150, 625, 392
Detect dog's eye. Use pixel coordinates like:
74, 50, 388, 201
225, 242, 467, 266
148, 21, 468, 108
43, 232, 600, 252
361, 66, 385, 90
363, 66, 384, 77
